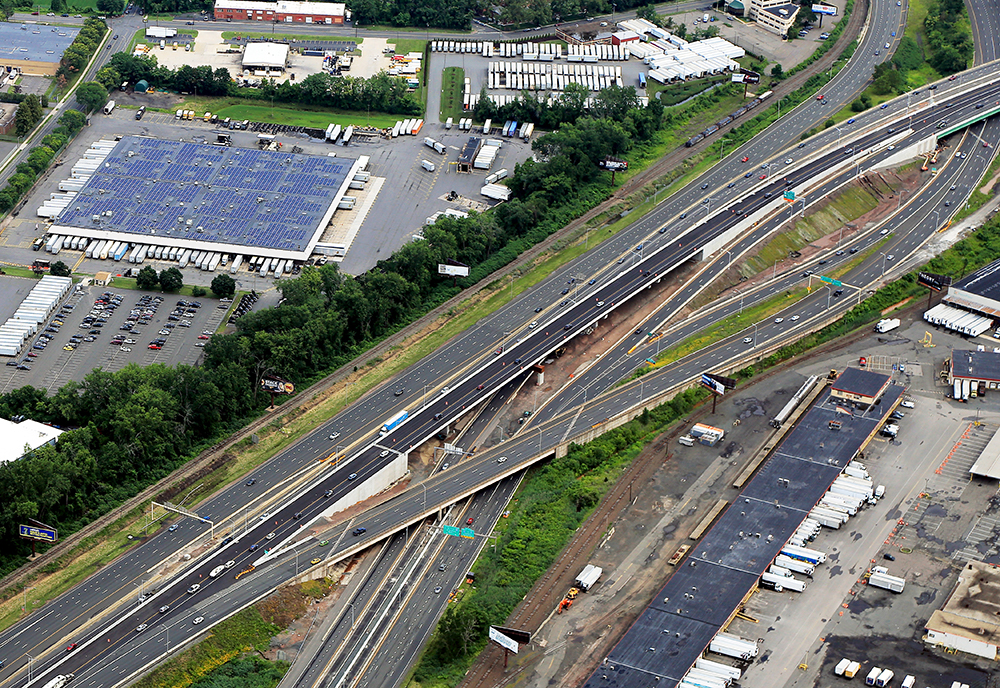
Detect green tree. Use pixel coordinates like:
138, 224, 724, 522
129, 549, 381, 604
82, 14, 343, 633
771, 63, 784, 78
58, 109, 86, 134
872, 63, 904, 95
14, 103, 35, 138
75, 82, 108, 114
95, 66, 121, 91
96, 0, 123, 13
23, 94, 42, 123
49, 261, 71, 277
158, 267, 183, 293
635, 4, 662, 26
210, 273, 236, 299
50, 0, 64, 12
135, 265, 158, 290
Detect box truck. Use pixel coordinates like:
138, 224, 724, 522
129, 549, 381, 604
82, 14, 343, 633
875, 318, 900, 333
380, 409, 408, 435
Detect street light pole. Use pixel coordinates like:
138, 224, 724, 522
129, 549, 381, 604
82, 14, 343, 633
879, 252, 888, 277
896, 189, 908, 210
720, 138, 731, 161
772, 258, 781, 280
22, 586, 35, 613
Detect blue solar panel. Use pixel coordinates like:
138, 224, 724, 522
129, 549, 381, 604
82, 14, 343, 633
56, 136, 352, 254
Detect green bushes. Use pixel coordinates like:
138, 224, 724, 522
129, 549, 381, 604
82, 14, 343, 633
0, 110, 84, 213
924, 0, 974, 73
56, 18, 107, 80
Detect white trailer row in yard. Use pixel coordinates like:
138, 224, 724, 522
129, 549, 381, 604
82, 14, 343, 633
430, 40, 625, 61
487, 61, 624, 92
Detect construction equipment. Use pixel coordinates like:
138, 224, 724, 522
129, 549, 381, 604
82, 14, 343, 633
557, 598, 573, 614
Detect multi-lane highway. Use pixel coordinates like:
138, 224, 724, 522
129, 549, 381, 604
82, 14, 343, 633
5, 4, 1000, 685
14, 68, 1000, 687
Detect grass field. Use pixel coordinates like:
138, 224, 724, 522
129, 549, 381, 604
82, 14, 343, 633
439, 66, 465, 123
171, 98, 403, 129
388, 38, 427, 55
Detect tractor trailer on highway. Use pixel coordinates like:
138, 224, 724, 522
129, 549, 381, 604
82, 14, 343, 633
42, 675, 75, 688
380, 410, 408, 436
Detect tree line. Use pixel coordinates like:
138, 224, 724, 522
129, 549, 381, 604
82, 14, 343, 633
97, 53, 422, 115
0, 110, 86, 213
57, 18, 108, 82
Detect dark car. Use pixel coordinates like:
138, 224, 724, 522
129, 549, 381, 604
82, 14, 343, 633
561, 288, 569, 295
352, 527, 366, 536
883, 553, 896, 561
294, 512, 303, 519
221, 536, 233, 546
246, 478, 256, 486
394, 389, 404, 396
534, 307, 542, 313
701, 183, 708, 190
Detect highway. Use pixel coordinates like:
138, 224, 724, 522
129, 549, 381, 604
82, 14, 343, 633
12, 71, 999, 688
3, 5, 999, 686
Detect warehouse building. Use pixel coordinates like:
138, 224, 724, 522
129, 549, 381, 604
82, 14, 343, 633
0, 417, 63, 464
242, 42, 289, 72
213, 0, 347, 24
0, 23, 79, 76
829, 367, 893, 408
46, 135, 363, 265
926, 561, 1000, 659
924, 257, 1000, 337
754, 3, 799, 35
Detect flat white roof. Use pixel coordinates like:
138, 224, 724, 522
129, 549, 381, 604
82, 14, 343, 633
0, 417, 62, 464
242, 41, 289, 69
215, 0, 346, 15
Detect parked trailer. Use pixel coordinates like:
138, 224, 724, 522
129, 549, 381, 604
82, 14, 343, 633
762, 571, 806, 592
208, 253, 221, 271
875, 669, 894, 687
694, 658, 741, 681
178, 249, 192, 267
866, 668, 882, 686
230, 255, 243, 274
710, 633, 758, 659
869, 571, 905, 593
574, 565, 603, 592
780, 544, 826, 564
113, 243, 129, 261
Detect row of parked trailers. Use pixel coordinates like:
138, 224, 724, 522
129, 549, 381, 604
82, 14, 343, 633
487, 61, 624, 92
390, 118, 425, 138
430, 40, 628, 61
37, 139, 118, 220
0, 275, 73, 357
924, 302, 994, 337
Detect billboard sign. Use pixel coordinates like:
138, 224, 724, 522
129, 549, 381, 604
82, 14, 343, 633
812, 3, 838, 14
700, 374, 726, 396
600, 157, 629, 172
731, 74, 746, 83
260, 377, 295, 395
19, 524, 57, 542
438, 264, 470, 277
918, 271, 952, 292
490, 626, 519, 653
743, 73, 761, 85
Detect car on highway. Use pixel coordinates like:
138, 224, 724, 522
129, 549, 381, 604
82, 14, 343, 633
497, 456, 507, 463
849, 247, 859, 254
743, 337, 753, 344
394, 388, 404, 395
701, 183, 708, 190
246, 478, 256, 486
187, 584, 200, 594
561, 288, 569, 295
880, 228, 889, 235
441, 463, 450, 470
774, 317, 784, 324
434, 586, 443, 594
159, 605, 170, 613
466, 517, 474, 525
136, 624, 148, 633
248, 544, 259, 552
884, 42, 890, 48
352, 527, 366, 536
224, 560, 235, 569
741, 156, 749, 163
816, 94, 825, 101
727, 182, 735, 188
329, 432, 340, 440
784, 158, 793, 164
193, 617, 204, 625
66, 643, 78, 652
949, 74, 957, 81
759, 174, 767, 180
528, 321, 538, 329
880, 103, 889, 109
324, 490, 333, 498
790, 315, 800, 321
168, 524, 178, 532
348, 473, 358, 480
266, 532, 276, 539
680, 212, 687, 218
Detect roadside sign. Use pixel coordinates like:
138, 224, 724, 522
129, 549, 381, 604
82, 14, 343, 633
819, 276, 842, 287
460, 527, 475, 538
784, 190, 795, 201
490, 626, 519, 654
442, 525, 461, 537
19, 525, 57, 542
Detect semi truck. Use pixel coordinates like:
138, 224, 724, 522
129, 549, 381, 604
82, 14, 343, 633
869, 569, 905, 593
380, 409, 408, 436
41, 675, 75, 688
103, 100, 116, 115
874, 318, 900, 333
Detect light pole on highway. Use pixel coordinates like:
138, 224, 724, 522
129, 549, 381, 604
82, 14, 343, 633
735, 288, 745, 314
823, 285, 832, 310
772, 258, 782, 280
896, 188, 908, 211
422, 482, 427, 512
26, 655, 33, 683
879, 252, 888, 277
752, 321, 758, 348
21, 586, 35, 613
724, 249, 733, 270
934, 209, 941, 230
719, 138, 732, 161
833, 125, 842, 150
704, 196, 717, 216
347, 602, 356, 629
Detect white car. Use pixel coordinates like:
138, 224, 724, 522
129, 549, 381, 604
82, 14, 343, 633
784, 158, 793, 165
329, 432, 340, 440
774, 317, 784, 324
790, 315, 800, 321
259, 512, 270, 521
266, 532, 276, 539
885, 42, 890, 49
120, 346, 132, 352
187, 584, 201, 594
528, 321, 538, 329
597, 301, 605, 307
224, 560, 235, 569
497, 456, 507, 463
124, 338, 136, 344
900, 399, 915, 408
880, 228, 889, 235
743, 337, 754, 344
193, 616, 204, 625
379, 449, 389, 457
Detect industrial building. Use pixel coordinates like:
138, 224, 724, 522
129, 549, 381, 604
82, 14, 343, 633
45, 136, 365, 267
926, 561, 1000, 660
0, 417, 64, 464
829, 367, 893, 408
754, 3, 800, 35
581, 369, 904, 688
0, 23, 79, 76
213, 0, 347, 24
242, 42, 289, 72
923, 258, 1000, 337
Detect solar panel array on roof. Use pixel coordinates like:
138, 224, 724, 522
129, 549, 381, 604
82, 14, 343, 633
54, 136, 351, 254
583, 380, 903, 688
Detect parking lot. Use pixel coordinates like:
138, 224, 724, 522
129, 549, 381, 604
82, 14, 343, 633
0, 284, 232, 394
0, 102, 535, 279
